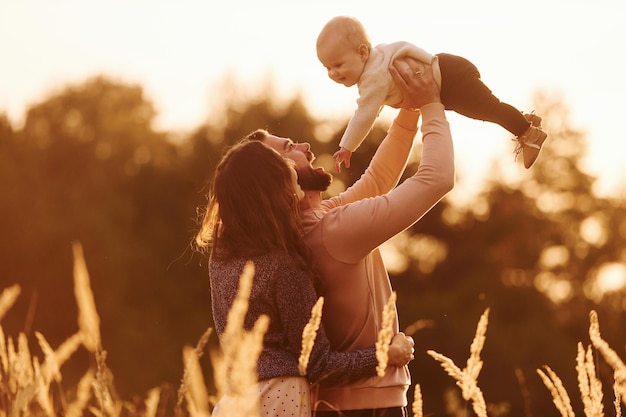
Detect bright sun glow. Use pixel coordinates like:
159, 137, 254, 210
1, 0, 625, 198
534, 271, 573, 304
580, 214, 608, 247
596, 263, 626, 292
584, 262, 626, 303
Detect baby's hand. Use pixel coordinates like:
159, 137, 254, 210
333, 147, 352, 172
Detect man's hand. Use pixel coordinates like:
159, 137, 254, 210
389, 57, 441, 110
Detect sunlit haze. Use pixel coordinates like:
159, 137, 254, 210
1, 0, 624, 198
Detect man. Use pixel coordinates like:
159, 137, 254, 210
256, 59, 455, 416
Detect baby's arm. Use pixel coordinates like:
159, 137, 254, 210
333, 147, 353, 172
339, 72, 391, 164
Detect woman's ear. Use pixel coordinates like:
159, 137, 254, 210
358, 44, 370, 62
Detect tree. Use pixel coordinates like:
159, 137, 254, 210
383, 93, 626, 416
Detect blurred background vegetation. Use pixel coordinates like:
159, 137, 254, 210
1, 74, 625, 417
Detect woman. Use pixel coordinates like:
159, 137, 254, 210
195, 140, 413, 416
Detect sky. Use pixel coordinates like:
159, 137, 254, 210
1, 0, 625, 199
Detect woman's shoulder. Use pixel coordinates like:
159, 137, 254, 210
212, 251, 306, 274
255, 251, 307, 272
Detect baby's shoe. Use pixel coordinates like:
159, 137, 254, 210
524, 111, 542, 127
514, 126, 548, 169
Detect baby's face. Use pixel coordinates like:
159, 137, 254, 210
317, 37, 367, 87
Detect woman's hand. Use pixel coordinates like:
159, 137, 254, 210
387, 332, 415, 366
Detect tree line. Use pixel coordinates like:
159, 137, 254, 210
1, 75, 625, 416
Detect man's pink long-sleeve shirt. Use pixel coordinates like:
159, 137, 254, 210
304, 104, 455, 411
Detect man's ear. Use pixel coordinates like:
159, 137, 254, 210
358, 44, 370, 62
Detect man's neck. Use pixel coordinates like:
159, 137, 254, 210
299, 190, 322, 210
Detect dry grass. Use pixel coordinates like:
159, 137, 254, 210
535, 310, 626, 417
207, 261, 268, 417
375, 291, 397, 377
2, 247, 626, 417
412, 383, 423, 417
422, 308, 626, 417
298, 296, 324, 377
176, 328, 212, 417
0, 284, 21, 322
0, 247, 270, 417
426, 308, 489, 417
577, 342, 604, 417
537, 365, 575, 417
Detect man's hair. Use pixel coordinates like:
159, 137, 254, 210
244, 129, 269, 142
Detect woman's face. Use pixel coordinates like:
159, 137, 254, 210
289, 165, 305, 201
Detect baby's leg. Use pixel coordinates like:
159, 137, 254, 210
437, 53, 529, 137
437, 53, 548, 168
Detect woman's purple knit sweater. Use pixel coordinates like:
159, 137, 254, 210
209, 251, 378, 385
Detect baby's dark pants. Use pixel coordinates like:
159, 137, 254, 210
437, 53, 531, 137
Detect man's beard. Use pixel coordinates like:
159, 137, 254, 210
296, 165, 332, 191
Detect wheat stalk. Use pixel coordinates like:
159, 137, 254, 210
299, 296, 324, 376
1, 319, 82, 416
177, 327, 213, 409
212, 261, 268, 417
65, 369, 96, 417
376, 291, 397, 377
72, 242, 120, 417
0, 325, 8, 379
35, 331, 82, 385
220, 261, 256, 395
537, 365, 575, 417
93, 347, 119, 417
577, 342, 604, 417
427, 308, 489, 417
412, 383, 423, 417
182, 345, 211, 417
72, 242, 101, 353
615, 381, 623, 417
403, 319, 434, 336
588, 310, 626, 406
6, 332, 37, 416
0, 284, 20, 322
144, 386, 161, 417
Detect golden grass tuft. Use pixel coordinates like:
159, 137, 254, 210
537, 365, 575, 417
576, 342, 604, 417
299, 296, 324, 377
412, 383, 423, 417
181, 345, 211, 417
589, 310, 626, 407
403, 318, 434, 337
210, 261, 268, 417
615, 382, 623, 417
177, 327, 213, 412
3, 245, 626, 417
427, 308, 489, 417
537, 310, 626, 417
0, 284, 20, 322
0, 242, 124, 417
72, 242, 101, 353
65, 369, 96, 417
375, 291, 397, 377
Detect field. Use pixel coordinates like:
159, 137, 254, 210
1, 243, 625, 417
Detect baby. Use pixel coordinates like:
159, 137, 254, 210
316, 16, 548, 171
